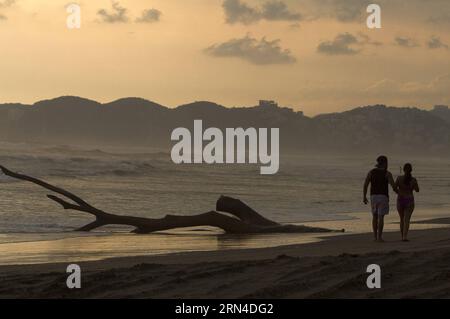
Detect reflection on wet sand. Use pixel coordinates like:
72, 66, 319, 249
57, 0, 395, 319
1, 207, 447, 266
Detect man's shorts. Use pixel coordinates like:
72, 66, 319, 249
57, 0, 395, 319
370, 195, 389, 216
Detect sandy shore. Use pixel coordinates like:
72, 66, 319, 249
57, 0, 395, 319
2, 217, 450, 299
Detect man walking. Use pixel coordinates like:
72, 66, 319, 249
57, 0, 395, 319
363, 156, 398, 242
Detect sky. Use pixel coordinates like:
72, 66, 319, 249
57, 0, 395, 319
0, 0, 449, 115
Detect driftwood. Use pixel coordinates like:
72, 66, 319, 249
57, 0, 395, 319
0, 165, 338, 234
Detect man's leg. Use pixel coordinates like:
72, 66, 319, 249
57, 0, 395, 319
372, 214, 378, 241
377, 214, 385, 242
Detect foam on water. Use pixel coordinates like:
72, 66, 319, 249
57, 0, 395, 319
0, 144, 449, 234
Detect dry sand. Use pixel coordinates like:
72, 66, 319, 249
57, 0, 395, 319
1, 217, 450, 299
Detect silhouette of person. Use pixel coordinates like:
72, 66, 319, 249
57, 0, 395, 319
395, 163, 420, 242
363, 156, 398, 242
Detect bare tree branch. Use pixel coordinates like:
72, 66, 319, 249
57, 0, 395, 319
1, 165, 337, 234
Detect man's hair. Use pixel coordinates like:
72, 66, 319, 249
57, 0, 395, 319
376, 155, 388, 168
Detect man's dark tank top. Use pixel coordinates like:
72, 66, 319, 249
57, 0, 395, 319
370, 168, 389, 197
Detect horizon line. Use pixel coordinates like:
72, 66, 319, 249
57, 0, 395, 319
0, 95, 446, 117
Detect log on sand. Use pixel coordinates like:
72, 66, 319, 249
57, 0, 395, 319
0, 165, 340, 234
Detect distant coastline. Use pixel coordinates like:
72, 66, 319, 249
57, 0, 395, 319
1, 96, 449, 155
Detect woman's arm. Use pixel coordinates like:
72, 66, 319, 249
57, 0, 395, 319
387, 172, 398, 194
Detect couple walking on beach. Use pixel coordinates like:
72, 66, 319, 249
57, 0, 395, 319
363, 156, 420, 242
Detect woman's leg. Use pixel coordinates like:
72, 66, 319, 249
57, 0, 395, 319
403, 204, 415, 241
397, 202, 405, 239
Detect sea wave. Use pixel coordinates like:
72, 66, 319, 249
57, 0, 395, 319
0, 153, 157, 178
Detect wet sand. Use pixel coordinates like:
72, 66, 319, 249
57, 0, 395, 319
1, 213, 450, 298
0, 207, 447, 266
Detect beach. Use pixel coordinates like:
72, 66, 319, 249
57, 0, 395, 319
1, 0, 449, 303
1, 213, 450, 299
1, 146, 449, 298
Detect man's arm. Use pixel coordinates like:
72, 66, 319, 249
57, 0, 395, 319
413, 178, 420, 192
387, 172, 398, 194
363, 171, 371, 204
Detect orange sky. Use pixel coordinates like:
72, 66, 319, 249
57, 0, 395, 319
0, 0, 449, 115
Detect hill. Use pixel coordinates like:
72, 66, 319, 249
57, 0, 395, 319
0, 97, 448, 155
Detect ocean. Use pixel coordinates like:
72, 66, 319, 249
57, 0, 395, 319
0, 142, 449, 264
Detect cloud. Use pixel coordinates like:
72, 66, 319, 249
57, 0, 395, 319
365, 79, 406, 93
299, 73, 450, 108
317, 33, 381, 56
358, 32, 383, 46
317, 33, 363, 55
205, 35, 296, 65
314, 0, 371, 22
97, 1, 129, 24
136, 8, 162, 23
428, 36, 449, 49
427, 13, 450, 25
0, 0, 14, 8
365, 74, 450, 104
429, 74, 450, 92
366, 75, 450, 95
222, 0, 259, 24
394, 36, 419, 48
0, 0, 15, 20
261, 1, 302, 21
328, 0, 368, 22
222, 0, 301, 25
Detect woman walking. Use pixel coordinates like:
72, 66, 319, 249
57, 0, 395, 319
396, 163, 420, 241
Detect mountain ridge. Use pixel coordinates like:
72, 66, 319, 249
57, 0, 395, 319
0, 97, 448, 155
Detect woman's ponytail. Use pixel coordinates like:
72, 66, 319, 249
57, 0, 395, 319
404, 163, 412, 185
